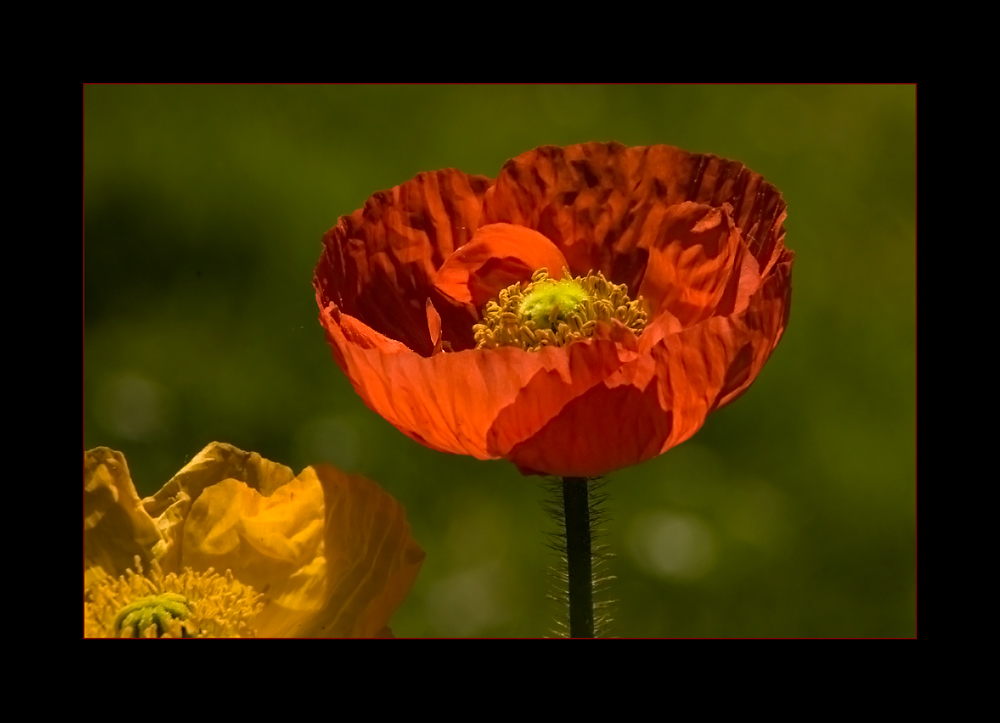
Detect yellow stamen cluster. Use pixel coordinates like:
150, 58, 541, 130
84, 557, 264, 638
473, 268, 647, 352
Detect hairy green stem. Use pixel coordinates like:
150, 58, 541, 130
562, 477, 594, 638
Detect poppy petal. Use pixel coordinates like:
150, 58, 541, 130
140, 442, 297, 574
505, 379, 672, 477
483, 142, 786, 291
489, 331, 666, 477
315, 169, 492, 355
637, 201, 758, 326
482, 143, 705, 286
324, 305, 635, 462
433, 223, 569, 309
181, 475, 327, 637
646, 316, 751, 451
84, 448, 163, 587
711, 249, 793, 409
294, 464, 425, 638
426, 298, 444, 355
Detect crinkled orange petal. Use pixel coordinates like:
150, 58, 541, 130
484, 321, 645, 476
483, 142, 786, 288
512, 314, 767, 478
489, 328, 669, 477
425, 298, 443, 355
315, 169, 492, 355
433, 223, 569, 309
637, 201, 758, 325
482, 143, 700, 284
320, 297, 635, 462
646, 316, 754, 452
486, 288, 788, 477
84, 448, 163, 587
505, 380, 672, 477
710, 249, 793, 410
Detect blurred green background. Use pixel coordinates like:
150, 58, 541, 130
84, 85, 915, 638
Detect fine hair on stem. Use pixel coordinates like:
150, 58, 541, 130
542, 476, 615, 638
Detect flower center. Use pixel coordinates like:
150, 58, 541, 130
114, 593, 193, 638
519, 277, 591, 330
473, 268, 648, 351
85, 557, 264, 638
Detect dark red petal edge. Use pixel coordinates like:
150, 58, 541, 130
315, 170, 493, 356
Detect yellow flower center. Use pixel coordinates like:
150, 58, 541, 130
85, 557, 264, 638
519, 277, 591, 329
473, 268, 647, 351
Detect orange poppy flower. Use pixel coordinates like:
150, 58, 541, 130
314, 142, 792, 477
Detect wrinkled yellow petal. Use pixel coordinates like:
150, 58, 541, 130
181, 475, 327, 635
140, 442, 297, 573
295, 464, 425, 638
83, 448, 163, 589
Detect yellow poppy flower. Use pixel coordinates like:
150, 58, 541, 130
84, 442, 424, 637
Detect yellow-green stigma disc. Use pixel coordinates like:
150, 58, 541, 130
114, 593, 192, 638
519, 278, 590, 330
